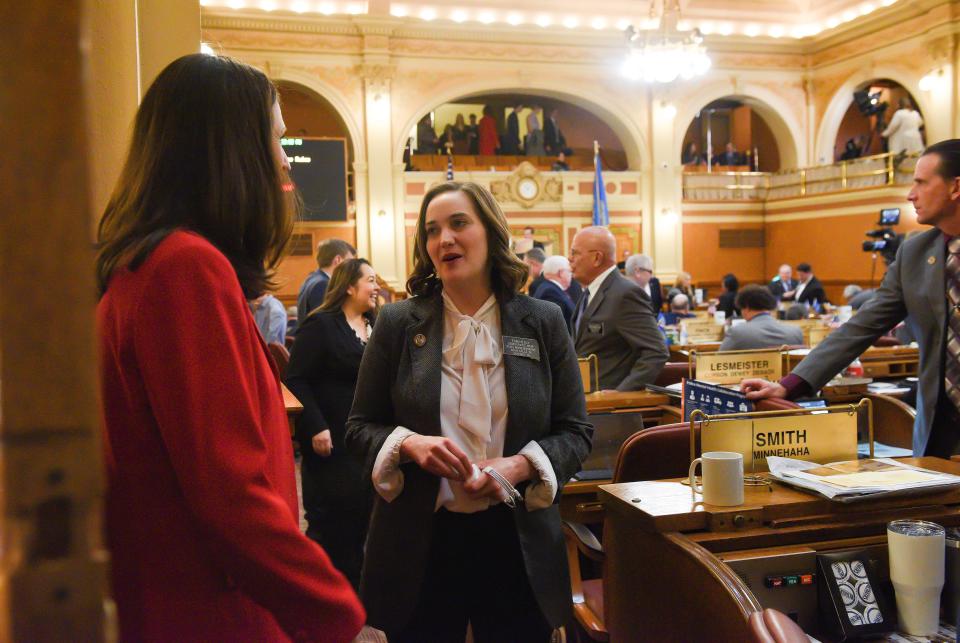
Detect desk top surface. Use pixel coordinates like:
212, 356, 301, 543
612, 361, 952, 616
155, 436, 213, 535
600, 457, 960, 533
282, 384, 303, 415
585, 390, 669, 412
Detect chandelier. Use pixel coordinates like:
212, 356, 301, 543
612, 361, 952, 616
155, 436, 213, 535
621, 0, 711, 83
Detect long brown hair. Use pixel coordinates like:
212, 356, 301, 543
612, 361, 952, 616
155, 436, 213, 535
406, 181, 528, 300
95, 54, 293, 298
315, 258, 377, 321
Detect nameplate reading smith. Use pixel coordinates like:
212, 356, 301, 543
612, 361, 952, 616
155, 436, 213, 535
695, 350, 782, 385
502, 336, 540, 361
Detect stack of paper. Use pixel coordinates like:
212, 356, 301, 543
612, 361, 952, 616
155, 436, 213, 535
767, 457, 960, 503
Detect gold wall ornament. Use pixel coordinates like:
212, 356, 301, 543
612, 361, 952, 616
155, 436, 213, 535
489, 162, 562, 209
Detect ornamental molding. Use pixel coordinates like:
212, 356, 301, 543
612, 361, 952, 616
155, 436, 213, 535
490, 162, 562, 209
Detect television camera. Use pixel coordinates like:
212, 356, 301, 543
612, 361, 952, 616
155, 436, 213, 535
861, 208, 903, 265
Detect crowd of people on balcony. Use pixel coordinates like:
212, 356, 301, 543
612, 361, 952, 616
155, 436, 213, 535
681, 141, 752, 168
416, 104, 572, 160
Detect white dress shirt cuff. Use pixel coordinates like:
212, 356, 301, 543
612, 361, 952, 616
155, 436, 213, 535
371, 426, 416, 502
519, 441, 558, 511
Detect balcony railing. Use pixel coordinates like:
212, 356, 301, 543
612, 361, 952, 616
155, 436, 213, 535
682, 152, 918, 201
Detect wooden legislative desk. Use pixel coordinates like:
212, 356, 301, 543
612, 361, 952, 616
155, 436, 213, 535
282, 383, 302, 434
786, 346, 919, 380
668, 342, 721, 362
599, 457, 960, 642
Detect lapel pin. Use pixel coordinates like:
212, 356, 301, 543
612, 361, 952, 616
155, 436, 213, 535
928, 256, 936, 265
413, 333, 426, 347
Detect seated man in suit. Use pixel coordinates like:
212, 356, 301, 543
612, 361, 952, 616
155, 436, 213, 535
624, 253, 663, 314
569, 226, 668, 391
768, 263, 797, 302
532, 255, 574, 325
793, 262, 828, 309
661, 293, 698, 326
843, 284, 876, 310
720, 285, 804, 351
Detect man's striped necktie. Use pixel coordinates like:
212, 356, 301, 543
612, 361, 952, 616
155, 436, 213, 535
946, 237, 960, 411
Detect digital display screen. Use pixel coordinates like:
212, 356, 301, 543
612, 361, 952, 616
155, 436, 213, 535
878, 208, 900, 226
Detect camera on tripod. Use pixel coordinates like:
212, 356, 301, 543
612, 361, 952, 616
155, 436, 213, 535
861, 208, 902, 264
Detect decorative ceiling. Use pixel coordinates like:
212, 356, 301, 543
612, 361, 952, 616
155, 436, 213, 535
200, 0, 903, 39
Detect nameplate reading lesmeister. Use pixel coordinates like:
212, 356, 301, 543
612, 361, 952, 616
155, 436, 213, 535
695, 349, 783, 385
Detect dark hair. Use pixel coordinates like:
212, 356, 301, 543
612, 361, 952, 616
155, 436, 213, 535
722, 273, 739, 292
95, 54, 291, 298
316, 238, 356, 268
922, 139, 960, 181
785, 304, 807, 320
735, 284, 776, 311
407, 181, 528, 300
524, 226, 535, 233
316, 258, 377, 321
796, 262, 812, 273
483, 105, 493, 117
525, 247, 546, 264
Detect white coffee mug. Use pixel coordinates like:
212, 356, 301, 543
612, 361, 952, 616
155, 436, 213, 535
689, 451, 744, 506
888, 520, 945, 636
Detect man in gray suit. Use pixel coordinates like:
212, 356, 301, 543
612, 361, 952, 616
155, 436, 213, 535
719, 285, 803, 351
569, 226, 668, 391
743, 139, 960, 457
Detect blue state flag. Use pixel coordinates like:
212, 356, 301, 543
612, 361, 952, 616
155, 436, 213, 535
592, 144, 609, 226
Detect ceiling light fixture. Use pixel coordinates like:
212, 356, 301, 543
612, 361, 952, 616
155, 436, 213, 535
621, 0, 710, 83
506, 12, 523, 25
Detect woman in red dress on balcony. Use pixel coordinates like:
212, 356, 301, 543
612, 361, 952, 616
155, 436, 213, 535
95, 53, 364, 642
478, 104, 500, 156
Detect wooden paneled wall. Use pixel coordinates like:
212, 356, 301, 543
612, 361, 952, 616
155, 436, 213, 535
682, 186, 920, 302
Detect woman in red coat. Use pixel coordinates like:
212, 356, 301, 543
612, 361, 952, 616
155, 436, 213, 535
478, 105, 500, 156
95, 54, 365, 642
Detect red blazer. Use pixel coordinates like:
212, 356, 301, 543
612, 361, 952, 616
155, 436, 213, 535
98, 231, 364, 642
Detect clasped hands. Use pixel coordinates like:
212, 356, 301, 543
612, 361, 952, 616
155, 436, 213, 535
399, 434, 532, 502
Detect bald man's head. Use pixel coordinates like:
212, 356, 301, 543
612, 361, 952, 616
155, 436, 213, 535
569, 226, 617, 285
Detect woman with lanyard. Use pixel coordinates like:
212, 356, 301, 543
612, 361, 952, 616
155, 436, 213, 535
286, 258, 378, 590
345, 181, 593, 642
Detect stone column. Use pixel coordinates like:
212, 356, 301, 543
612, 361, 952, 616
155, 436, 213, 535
649, 95, 683, 280
358, 60, 404, 289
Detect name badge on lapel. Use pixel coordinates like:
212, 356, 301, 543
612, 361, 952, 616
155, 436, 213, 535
587, 322, 604, 335
502, 336, 540, 361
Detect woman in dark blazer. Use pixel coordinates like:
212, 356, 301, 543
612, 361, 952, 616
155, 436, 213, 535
286, 258, 378, 590
717, 272, 740, 319
345, 181, 593, 642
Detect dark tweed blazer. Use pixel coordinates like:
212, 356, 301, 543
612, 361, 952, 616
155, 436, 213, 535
345, 292, 593, 632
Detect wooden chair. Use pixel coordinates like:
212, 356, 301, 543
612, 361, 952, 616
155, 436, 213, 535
654, 362, 692, 387
268, 342, 290, 382
865, 392, 915, 449
748, 609, 810, 643
565, 422, 700, 641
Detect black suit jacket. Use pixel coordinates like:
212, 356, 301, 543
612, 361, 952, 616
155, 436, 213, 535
768, 278, 795, 301
286, 310, 370, 500
717, 290, 739, 318
796, 276, 828, 306
532, 279, 574, 326
573, 270, 668, 390
345, 293, 593, 631
648, 276, 663, 314
543, 117, 565, 153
